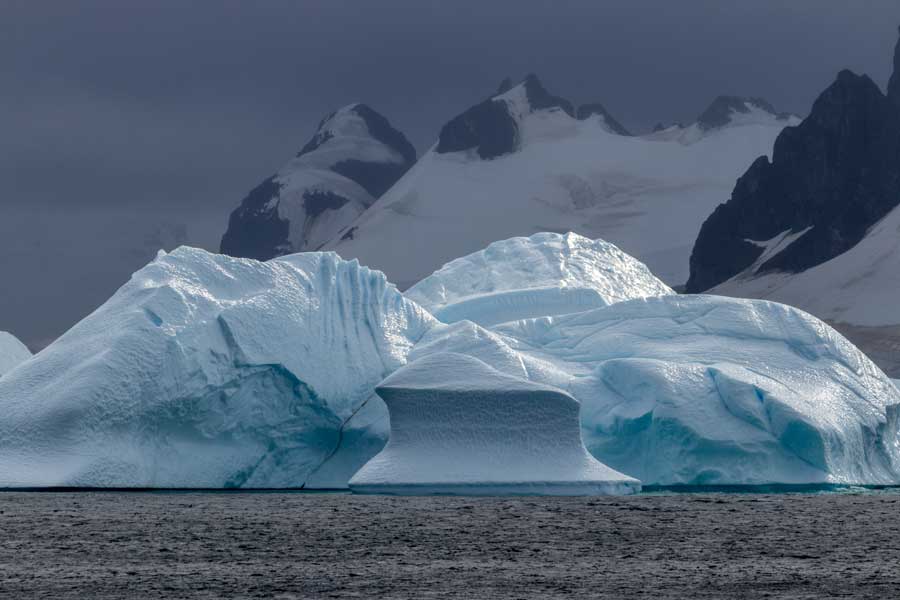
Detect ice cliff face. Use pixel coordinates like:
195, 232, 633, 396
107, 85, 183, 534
0, 248, 434, 488
349, 352, 640, 495
409, 295, 900, 486
220, 104, 416, 261
0, 332, 31, 377
406, 232, 673, 326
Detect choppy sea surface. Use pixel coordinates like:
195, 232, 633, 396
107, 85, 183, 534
2, 488, 900, 598
4, 483, 900, 494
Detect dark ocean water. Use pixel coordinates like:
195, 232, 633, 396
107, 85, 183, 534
1, 490, 899, 598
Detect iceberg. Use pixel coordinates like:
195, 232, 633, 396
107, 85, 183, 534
349, 352, 640, 495
3, 236, 897, 490
410, 295, 900, 486
0, 331, 31, 377
0, 247, 435, 488
406, 232, 673, 326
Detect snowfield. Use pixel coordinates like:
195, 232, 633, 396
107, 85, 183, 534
349, 352, 640, 495
0, 248, 434, 488
712, 204, 900, 328
327, 83, 797, 288
0, 332, 31, 377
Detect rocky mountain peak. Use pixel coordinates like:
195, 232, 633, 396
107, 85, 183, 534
696, 95, 788, 130
576, 103, 632, 136
687, 62, 900, 293
887, 26, 900, 108
220, 104, 415, 260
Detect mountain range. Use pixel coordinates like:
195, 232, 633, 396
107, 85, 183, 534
220, 27, 900, 376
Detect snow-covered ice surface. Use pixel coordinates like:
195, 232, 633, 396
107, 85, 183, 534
405, 232, 673, 326
349, 352, 640, 495
0, 247, 435, 488
409, 295, 900, 486
0, 332, 32, 377
711, 206, 900, 377
327, 87, 796, 288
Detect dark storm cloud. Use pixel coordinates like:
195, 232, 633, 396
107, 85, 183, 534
2, 0, 900, 348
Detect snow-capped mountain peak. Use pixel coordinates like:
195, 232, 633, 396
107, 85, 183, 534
325, 82, 795, 289
696, 95, 795, 131
220, 103, 415, 260
434, 74, 629, 160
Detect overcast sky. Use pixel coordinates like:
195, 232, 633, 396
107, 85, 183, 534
3, 0, 900, 349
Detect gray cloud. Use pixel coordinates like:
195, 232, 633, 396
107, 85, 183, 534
2, 0, 900, 348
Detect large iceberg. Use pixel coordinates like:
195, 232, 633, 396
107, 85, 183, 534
0, 332, 31, 377
3, 234, 899, 490
411, 295, 900, 486
405, 232, 673, 326
349, 352, 640, 495
0, 247, 435, 488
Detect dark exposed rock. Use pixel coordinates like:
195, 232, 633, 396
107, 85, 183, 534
349, 104, 417, 166
331, 160, 411, 198
889, 26, 900, 108
297, 112, 336, 157
221, 104, 415, 260
576, 103, 631, 136
496, 77, 513, 94
220, 177, 289, 261
696, 96, 790, 131
521, 74, 575, 117
652, 122, 666, 132
303, 190, 351, 219
687, 68, 900, 292
435, 98, 519, 159
436, 74, 574, 159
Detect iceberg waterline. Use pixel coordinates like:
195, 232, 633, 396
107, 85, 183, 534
0, 234, 898, 491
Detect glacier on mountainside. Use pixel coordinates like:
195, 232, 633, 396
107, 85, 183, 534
0, 247, 435, 488
349, 352, 640, 495
0, 332, 32, 377
405, 232, 673, 326
408, 295, 900, 486
326, 76, 797, 289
